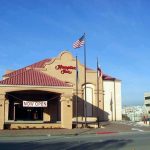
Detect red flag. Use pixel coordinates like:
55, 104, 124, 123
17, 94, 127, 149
98, 67, 103, 78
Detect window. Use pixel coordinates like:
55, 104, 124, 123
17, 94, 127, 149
145, 96, 150, 100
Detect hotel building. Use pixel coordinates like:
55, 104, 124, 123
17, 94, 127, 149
0, 51, 122, 129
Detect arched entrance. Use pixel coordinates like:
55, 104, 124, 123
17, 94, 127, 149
6, 90, 61, 123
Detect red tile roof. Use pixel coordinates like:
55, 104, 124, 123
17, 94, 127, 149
102, 74, 116, 81
4, 58, 51, 78
99, 67, 118, 81
0, 69, 72, 87
1, 56, 119, 86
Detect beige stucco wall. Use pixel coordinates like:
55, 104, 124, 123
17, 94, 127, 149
115, 81, 122, 120
103, 80, 122, 121
0, 94, 5, 129
44, 51, 101, 88
44, 51, 104, 120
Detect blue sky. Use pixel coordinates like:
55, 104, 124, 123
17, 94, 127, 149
0, 0, 150, 106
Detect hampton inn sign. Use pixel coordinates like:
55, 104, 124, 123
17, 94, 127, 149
0, 51, 122, 130
55, 64, 76, 74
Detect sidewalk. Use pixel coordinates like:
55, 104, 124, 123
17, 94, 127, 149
0, 122, 150, 137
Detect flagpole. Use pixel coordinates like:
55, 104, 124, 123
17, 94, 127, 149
111, 92, 113, 121
75, 55, 78, 128
73, 33, 87, 127
97, 58, 100, 127
114, 79, 116, 121
84, 33, 87, 127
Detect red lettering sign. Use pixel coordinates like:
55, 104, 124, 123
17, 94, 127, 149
55, 65, 76, 74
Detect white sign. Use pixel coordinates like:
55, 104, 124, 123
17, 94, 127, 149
23, 101, 47, 107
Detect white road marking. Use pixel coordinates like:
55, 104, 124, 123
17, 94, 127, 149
131, 128, 144, 132
47, 134, 51, 137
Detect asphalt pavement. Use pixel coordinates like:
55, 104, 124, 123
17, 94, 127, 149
0, 130, 150, 150
0, 121, 150, 137
0, 121, 150, 150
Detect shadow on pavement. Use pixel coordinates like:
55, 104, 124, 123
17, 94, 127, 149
0, 139, 133, 150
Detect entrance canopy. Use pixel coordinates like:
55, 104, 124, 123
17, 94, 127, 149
6, 90, 61, 122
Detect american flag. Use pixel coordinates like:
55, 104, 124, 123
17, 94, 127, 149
73, 35, 85, 49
